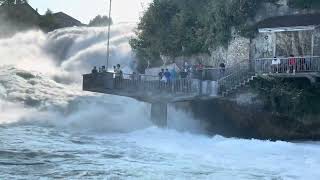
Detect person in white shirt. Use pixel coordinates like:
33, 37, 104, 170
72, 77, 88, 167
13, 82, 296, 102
271, 57, 281, 73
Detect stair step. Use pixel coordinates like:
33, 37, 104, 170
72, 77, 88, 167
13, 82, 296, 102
218, 70, 258, 97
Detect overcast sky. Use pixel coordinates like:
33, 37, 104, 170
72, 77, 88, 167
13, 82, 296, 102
28, 0, 152, 24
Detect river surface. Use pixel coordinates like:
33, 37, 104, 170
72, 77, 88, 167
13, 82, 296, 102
1, 125, 320, 179
0, 25, 320, 180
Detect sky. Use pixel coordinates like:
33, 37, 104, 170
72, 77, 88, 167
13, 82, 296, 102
28, 0, 152, 24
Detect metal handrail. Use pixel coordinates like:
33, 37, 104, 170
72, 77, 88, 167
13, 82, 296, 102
84, 71, 201, 96
255, 56, 320, 74
216, 59, 252, 95
257, 56, 320, 60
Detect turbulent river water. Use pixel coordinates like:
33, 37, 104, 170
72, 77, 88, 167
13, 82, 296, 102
0, 24, 320, 180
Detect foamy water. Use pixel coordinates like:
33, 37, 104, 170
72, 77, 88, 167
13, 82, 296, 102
1, 125, 320, 179
0, 25, 320, 179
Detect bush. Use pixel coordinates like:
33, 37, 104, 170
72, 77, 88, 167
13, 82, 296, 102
288, 0, 320, 9
88, 15, 112, 27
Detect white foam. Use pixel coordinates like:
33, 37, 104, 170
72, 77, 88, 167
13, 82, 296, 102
126, 127, 320, 179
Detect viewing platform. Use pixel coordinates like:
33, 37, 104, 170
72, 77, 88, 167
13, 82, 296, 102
83, 56, 320, 126
83, 56, 320, 102
255, 56, 320, 83
83, 73, 217, 103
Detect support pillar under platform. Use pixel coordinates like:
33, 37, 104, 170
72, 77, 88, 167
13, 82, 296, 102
151, 102, 168, 127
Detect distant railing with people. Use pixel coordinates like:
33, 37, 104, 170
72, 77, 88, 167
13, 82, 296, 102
84, 60, 251, 97
255, 56, 320, 74
85, 56, 320, 98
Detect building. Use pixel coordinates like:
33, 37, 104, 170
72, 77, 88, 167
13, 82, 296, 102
251, 13, 320, 59
52, 12, 83, 28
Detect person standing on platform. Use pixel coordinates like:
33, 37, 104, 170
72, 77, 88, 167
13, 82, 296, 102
272, 57, 281, 73
171, 68, 177, 81
288, 55, 296, 74
219, 62, 226, 77
164, 69, 171, 82
158, 69, 164, 80
92, 66, 98, 74
197, 62, 204, 80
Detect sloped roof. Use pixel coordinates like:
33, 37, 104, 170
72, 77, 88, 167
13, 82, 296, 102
52, 12, 83, 27
257, 13, 320, 29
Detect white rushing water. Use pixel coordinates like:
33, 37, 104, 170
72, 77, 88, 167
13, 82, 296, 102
0, 25, 320, 180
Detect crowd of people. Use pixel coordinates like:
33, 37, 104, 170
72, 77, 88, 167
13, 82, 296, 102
91, 61, 228, 83
91, 64, 123, 78
91, 66, 107, 74
157, 61, 226, 82
91, 54, 313, 83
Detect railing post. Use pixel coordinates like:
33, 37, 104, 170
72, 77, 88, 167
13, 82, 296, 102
151, 102, 167, 127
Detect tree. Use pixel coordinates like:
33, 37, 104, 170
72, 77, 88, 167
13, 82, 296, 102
15, 0, 28, 4
0, 0, 28, 5
88, 15, 112, 27
39, 8, 58, 32
0, 0, 15, 5
45, 8, 52, 15
130, 0, 314, 73
288, 0, 320, 9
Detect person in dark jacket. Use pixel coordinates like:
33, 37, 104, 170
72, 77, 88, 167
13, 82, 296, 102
158, 69, 165, 80
92, 66, 98, 74
219, 62, 226, 77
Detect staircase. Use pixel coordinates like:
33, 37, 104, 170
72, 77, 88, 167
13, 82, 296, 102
217, 61, 256, 97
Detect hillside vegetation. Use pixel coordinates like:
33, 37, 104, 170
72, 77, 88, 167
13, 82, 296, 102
130, 0, 319, 72
0, 2, 83, 36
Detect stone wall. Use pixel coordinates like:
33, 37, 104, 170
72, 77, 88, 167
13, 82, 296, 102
313, 28, 320, 56
170, 33, 251, 68
251, 32, 275, 59
209, 34, 250, 66
187, 97, 320, 140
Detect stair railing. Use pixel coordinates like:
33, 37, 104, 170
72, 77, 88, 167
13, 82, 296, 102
217, 60, 253, 95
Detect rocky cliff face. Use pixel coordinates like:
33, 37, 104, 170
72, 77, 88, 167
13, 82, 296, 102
189, 98, 320, 140
174, 77, 320, 140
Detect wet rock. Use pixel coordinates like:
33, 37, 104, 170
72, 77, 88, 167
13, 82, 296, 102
16, 71, 36, 80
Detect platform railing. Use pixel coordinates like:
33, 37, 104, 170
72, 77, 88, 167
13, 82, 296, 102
255, 56, 320, 74
83, 72, 201, 96
194, 67, 232, 81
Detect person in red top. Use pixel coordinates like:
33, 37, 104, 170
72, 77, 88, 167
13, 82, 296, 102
196, 62, 204, 79
288, 54, 296, 73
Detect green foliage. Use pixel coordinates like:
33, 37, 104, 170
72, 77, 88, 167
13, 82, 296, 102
130, 0, 277, 72
130, 0, 180, 72
288, 0, 320, 9
0, 0, 15, 5
251, 77, 320, 119
88, 15, 112, 27
39, 9, 59, 32
0, 0, 28, 5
